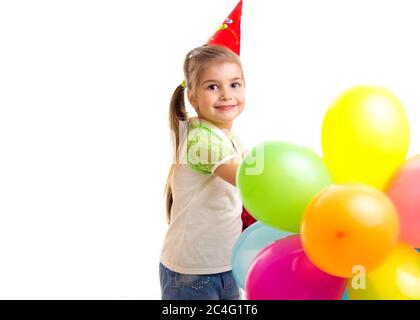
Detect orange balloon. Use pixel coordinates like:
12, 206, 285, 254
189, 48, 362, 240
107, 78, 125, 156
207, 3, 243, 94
301, 184, 399, 278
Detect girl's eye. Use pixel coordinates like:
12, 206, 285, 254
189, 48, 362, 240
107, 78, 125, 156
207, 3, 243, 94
231, 82, 241, 88
207, 84, 218, 91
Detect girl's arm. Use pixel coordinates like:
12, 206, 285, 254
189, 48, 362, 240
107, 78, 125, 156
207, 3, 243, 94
214, 157, 241, 186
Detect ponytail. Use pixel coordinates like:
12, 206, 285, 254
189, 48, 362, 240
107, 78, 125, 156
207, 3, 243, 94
165, 84, 188, 224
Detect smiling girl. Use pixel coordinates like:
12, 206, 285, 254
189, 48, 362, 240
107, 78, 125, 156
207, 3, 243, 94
159, 45, 248, 300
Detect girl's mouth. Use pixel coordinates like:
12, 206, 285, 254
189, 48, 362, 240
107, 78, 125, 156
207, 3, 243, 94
215, 105, 236, 111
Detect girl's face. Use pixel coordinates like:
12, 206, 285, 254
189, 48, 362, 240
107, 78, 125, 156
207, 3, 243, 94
188, 61, 245, 131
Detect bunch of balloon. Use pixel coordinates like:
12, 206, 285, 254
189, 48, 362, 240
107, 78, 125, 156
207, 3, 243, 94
234, 141, 348, 299
316, 85, 420, 300
233, 85, 420, 300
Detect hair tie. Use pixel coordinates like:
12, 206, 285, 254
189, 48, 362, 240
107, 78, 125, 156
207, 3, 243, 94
181, 80, 187, 89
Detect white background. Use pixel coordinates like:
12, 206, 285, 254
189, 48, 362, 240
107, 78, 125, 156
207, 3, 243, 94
1, 0, 419, 299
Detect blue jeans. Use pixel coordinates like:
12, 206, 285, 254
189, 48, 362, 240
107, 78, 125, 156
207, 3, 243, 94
159, 263, 241, 300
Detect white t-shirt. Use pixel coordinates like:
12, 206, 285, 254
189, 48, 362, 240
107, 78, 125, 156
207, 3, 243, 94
160, 117, 247, 274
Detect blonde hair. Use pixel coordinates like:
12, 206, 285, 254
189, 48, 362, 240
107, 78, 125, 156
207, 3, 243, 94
165, 45, 244, 224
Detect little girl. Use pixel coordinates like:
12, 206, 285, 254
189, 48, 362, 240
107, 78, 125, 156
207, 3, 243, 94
159, 45, 248, 300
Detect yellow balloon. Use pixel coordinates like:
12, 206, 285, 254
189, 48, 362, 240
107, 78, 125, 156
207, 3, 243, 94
348, 244, 420, 300
322, 85, 410, 190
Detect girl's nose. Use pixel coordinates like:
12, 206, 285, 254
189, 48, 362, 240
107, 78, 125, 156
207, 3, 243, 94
220, 89, 233, 101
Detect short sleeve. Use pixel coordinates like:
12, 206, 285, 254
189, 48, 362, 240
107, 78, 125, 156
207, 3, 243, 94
187, 125, 237, 175
230, 131, 249, 159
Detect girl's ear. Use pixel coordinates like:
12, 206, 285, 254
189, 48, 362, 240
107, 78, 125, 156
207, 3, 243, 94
187, 91, 198, 109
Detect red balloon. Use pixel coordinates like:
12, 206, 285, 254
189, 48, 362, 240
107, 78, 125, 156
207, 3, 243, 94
386, 155, 420, 247
241, 206, 257, 231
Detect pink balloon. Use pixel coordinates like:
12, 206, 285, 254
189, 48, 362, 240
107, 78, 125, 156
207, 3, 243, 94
386, 155, 420, 247
244, 235, 347, 300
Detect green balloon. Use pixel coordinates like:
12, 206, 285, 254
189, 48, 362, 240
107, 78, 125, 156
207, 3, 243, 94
237, 141, 332, 233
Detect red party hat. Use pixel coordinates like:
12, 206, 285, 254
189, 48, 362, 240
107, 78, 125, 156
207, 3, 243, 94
207, 0, 243, 55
